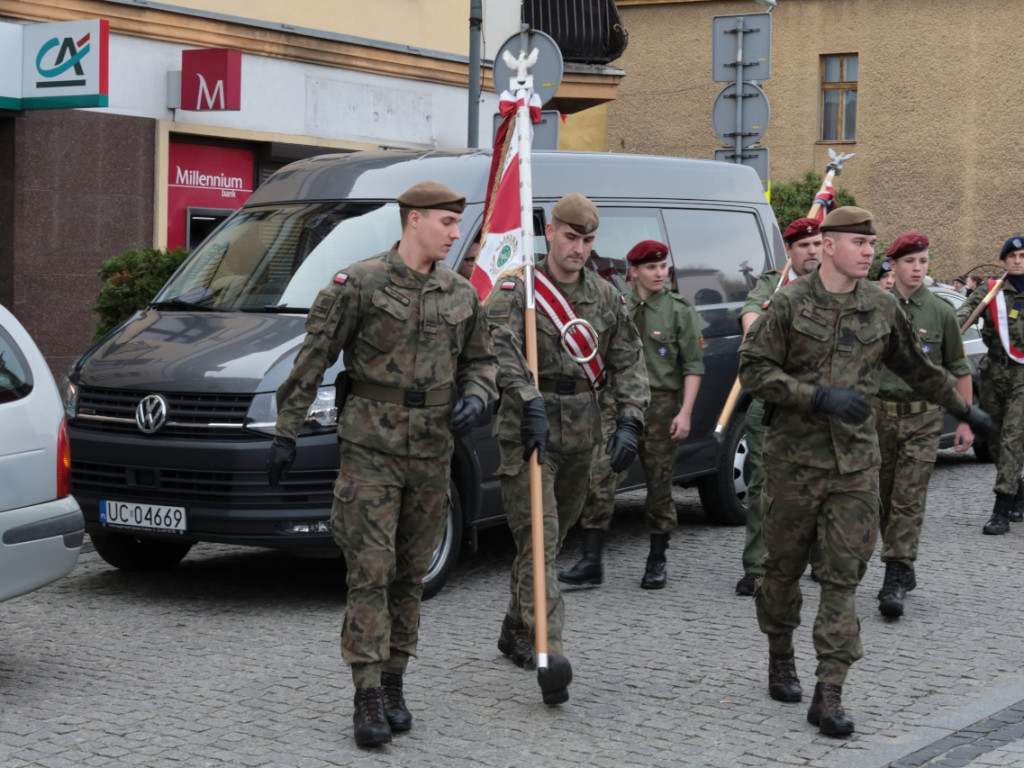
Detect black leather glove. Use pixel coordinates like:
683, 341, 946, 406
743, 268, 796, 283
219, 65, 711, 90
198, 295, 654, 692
606, 415, 643, 473
266, 436, 296, 487
520, 397, 549, 464
810, 385, 871, 425
451, 394, 485, 437
960, 404, 994, 439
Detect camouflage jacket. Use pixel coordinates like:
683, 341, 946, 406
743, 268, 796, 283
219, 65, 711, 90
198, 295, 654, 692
738, 269, 968, 473
485, 261, 649, 461
275, 249, 498, 458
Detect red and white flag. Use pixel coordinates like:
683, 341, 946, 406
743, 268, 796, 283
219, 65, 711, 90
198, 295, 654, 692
470, 89, 542, 301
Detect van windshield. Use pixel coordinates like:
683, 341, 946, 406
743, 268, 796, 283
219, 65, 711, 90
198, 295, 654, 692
155, 202, 400, 311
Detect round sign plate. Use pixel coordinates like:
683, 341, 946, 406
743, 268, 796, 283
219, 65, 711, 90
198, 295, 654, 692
712, 81, 770, 148
493, 29, 564, 106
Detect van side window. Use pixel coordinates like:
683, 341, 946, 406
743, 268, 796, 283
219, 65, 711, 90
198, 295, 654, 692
662, 209, 768, 305
583, 207, 667, 293
0, 330, 33, 405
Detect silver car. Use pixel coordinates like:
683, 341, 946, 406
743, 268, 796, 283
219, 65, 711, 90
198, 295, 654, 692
0, 303, 84, 601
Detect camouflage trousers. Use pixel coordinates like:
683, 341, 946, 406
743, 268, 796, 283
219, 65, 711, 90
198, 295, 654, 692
875, 405, 942, 568
741, 398, 768, 575
979, 358, 1024, 495
756, 460, 879, 686
500, 443, 593, 655
580, 390, 681, 534
331, 440, 450, 689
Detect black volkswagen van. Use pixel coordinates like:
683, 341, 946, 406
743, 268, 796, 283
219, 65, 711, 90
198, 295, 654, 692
62, 149, 784, 598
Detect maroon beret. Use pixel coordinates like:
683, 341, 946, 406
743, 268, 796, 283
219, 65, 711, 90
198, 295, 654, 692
626, 239, 669, 265
885, 232, 930, 260
782, 217, 821, 245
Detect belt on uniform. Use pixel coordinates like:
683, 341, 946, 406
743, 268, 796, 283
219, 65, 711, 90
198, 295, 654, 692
538, 377, 592, 396
349, 380, 451, 407
871, 397, 940, 417
991, 354, 1024, 368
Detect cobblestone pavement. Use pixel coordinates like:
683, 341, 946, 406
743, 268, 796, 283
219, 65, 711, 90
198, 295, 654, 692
2, 449, 1024, 768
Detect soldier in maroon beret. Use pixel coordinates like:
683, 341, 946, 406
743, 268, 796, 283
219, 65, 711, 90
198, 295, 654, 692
872, 231, 974, 618
561, 239, 703, 591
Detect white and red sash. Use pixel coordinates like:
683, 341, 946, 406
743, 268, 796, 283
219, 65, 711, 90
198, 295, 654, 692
529, 271, 607, 390
988, 280, 1024, 364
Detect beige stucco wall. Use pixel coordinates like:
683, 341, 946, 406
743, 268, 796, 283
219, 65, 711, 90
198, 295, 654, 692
167, 0, 473, 54
613, 0, 1024, 279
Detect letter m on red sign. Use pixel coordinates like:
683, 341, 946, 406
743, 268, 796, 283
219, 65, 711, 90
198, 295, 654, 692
181, 49, 242, 111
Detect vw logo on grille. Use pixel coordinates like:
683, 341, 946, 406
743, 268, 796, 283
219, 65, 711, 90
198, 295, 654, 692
135, 394, 169, 434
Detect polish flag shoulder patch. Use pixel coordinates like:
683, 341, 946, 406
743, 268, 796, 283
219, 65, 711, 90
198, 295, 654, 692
333, 272, 349, 285
500, 280, 517, 291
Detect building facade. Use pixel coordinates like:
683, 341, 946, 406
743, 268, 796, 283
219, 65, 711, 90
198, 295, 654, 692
1, 0, 623, 374
612, 0, 1024, 282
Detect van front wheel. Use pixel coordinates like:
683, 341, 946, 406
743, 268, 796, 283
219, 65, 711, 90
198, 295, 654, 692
89, 531, 193, 571
421, 481, 464, 601
696, 409, 749, 526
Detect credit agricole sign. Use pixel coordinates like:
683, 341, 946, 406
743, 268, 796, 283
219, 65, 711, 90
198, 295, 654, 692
0, 19, 109, 110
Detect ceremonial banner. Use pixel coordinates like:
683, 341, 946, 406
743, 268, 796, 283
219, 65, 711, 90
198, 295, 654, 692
470, 89, 541, 300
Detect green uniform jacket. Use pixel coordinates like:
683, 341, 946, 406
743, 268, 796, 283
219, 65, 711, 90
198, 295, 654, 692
741, 269, 789, 319
274, 249, 498, 458
878, 284, 971, 401
958, 279, 1024, 364
626, 284, 704, 390
486, 261, 649, 460
738, 269, 968, 474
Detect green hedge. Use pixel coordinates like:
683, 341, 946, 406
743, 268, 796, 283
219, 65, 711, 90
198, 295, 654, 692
92, 247, 190, 340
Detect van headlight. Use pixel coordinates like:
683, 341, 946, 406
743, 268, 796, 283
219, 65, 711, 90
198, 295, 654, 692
246, 387, 337, 436
60, 371, 80, 419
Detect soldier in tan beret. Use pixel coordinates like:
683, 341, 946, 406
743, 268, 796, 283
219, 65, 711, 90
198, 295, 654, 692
485, 192, 649, 706
268, 180, 497, 747
739, 206, 992, 736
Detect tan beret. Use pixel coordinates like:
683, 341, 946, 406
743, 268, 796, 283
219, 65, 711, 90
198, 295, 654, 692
397, 181, 466, 213
819, 206, 876, 235
551, 193, 600, 234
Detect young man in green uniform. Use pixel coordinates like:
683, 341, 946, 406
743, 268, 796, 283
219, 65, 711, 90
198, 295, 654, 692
268, 181, 498, 747
559, 239, 703, 590
486, 194, 649, 705
739, 206, 992, 736
735, 217, 823, 597
957, 236, 1024, 535
873, 232, 974, 618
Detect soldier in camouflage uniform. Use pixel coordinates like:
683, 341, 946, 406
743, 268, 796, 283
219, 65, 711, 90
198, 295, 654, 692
486, 194, 649, 705
739, 206, 992, 736
873, 232, 974, 618
267, 181, 498, 748
559, 239, 703, 590
957, 236, 1024, 535
735, 217, 823, 597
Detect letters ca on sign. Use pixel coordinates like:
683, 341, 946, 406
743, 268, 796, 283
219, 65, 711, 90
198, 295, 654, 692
180, 49, 242, 111
19, 19, 109, 109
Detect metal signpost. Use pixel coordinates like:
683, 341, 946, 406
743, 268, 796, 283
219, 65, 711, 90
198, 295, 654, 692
711, 12, 772, 190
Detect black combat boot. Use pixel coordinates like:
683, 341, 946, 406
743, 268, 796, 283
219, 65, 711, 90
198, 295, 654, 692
641, 533, 670, 589
878, 561, 908, 618
735, 572, 758, 596
983, 494, 1014, 535
806, 682, 854, 736
768, 652, 802, 702
497, 615, 534, 669
353, 686, 392, 747
380, 672, 412, 732
558, 529, 604, 585
1011, 479, 1024, 523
